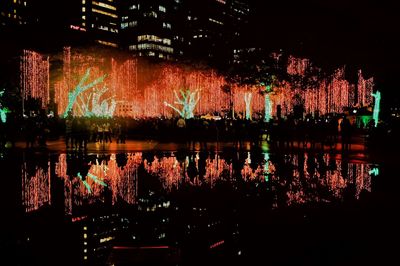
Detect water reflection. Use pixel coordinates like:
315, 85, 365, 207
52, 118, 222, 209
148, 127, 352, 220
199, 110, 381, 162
21, 151, 377, 214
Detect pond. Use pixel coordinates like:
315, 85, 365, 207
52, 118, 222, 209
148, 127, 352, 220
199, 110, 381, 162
2, 149, 393, 266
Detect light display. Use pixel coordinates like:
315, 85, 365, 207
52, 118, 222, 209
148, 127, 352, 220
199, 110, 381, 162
262, 84, 272, 122
369, 167, 379, 176
36, 48, 377, 118
63, 68, 108, 117
164, 89, 201, 119
372, 90, 381, 127
77, 172, 92, 193
0, 89, 9, 123
22, 161, 51, 212
20, 50, 50, 109
24, 152, 377, 213
244, 92, 253, 120
54, 153, 141, 214
358, 70, 374, 107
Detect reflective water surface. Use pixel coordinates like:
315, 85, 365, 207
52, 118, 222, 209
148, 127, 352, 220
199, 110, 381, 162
3, 149, 395, 266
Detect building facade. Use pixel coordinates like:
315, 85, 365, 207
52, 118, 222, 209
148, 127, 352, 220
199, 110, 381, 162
120, 0, 183, 60
0, 0, 30, 28
182, 0, 250, 67
80, 0, 120, 47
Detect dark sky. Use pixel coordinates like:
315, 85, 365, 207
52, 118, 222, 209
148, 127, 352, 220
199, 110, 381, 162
245, 0, 399, 98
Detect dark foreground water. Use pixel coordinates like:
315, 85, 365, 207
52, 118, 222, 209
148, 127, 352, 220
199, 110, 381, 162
1, 148, 398, 266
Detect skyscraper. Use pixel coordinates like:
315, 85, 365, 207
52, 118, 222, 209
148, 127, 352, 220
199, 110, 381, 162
181, 0, 250, 67
120, 0, 249, 64
0, 0, 30, 27
120, 0, 183, 60
81, 0, 120, 47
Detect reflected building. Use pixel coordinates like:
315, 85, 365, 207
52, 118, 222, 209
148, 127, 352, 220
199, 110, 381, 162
70, 212, 130, 265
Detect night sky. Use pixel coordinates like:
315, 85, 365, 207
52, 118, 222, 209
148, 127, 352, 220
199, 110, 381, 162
245, 0, 399, 101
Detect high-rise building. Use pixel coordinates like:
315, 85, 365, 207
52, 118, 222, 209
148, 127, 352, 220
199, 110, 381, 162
120, 0, 183, 60
183, 0, 226, 62
0, 0, 30, 27
182, 0, 250, 67
80, 0, 120, 48
120, 0, 249, 64
226, 0, 250, 61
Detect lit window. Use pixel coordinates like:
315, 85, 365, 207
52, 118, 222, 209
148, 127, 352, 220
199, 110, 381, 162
92, 8, 117, 18
144, 11, 157, 18
92, 1, 116, 11
84, 256, 87, 260
163, 38, 171, 45
83, 226, 87, 230
84, 249, 87, 253
159, 6, 166, 12
83, 233, 87, 239
149, 51, 155, 56
209, 18, 223, 25
128, 21, 137, 27
129, 4, 139, 10
163, 22, 171, 29
137, 43, 173, 54
96, 40, 118, 47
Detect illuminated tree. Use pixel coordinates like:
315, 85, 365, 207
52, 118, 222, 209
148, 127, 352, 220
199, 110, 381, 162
0, 89, 10, 123
244, 92, 253, 120
372, 90, 381, 127
63, 68, 107, 117
164, 89, 200, 119
260, 84, 273, 122
88, 87, 117, 117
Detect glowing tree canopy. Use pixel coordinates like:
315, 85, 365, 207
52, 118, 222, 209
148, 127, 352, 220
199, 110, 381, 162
372, 90, 381, 127
20, 50, 50, 109
164, 89, 200, 119
63, 68, 107, 117
48, 48, 378, 119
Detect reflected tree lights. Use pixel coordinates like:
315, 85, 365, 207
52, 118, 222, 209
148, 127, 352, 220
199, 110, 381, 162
24, 152, 378, 213
22, 161, 51, 212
